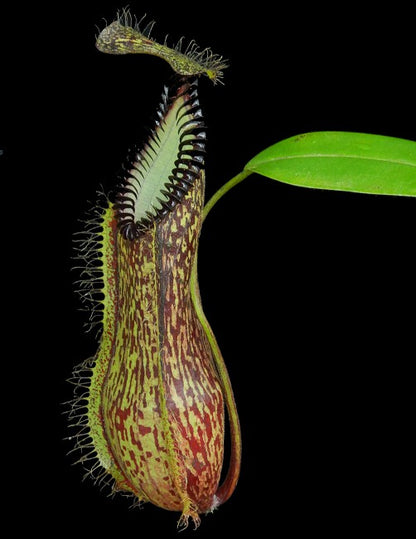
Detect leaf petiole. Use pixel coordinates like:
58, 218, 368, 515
202, 169, 252, 221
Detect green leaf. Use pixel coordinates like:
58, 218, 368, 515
244, 131, 416, 197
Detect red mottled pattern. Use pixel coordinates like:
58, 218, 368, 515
98, 174, 225, 520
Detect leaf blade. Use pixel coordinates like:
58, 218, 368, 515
245, 132, 416, 197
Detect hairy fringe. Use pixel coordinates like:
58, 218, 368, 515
64, 358, 109, 487
71, 189, 109, 337
65, 193, 116, 492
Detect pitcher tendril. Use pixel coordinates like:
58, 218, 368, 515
96, 8, 228, 84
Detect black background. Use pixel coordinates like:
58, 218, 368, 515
2, 1, 414, 535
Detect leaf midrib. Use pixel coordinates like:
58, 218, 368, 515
250, 153, 416, 169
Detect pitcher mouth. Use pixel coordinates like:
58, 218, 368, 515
114, 77, 206, 240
